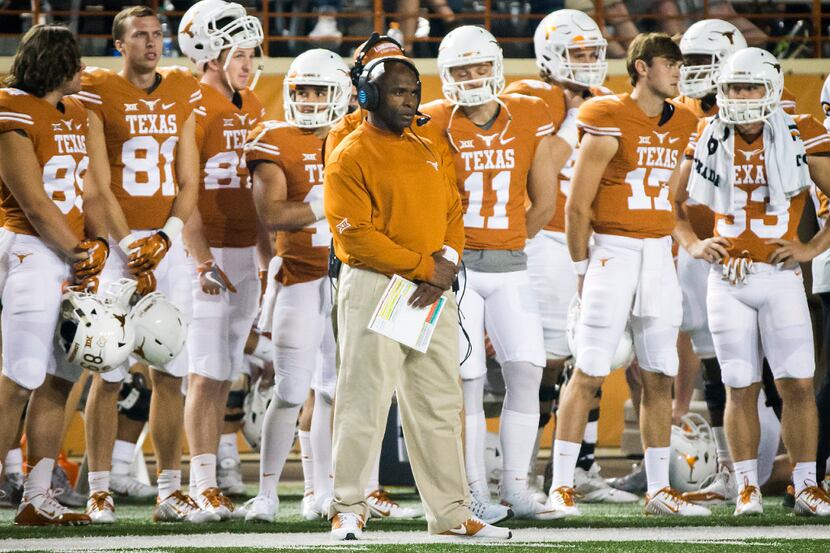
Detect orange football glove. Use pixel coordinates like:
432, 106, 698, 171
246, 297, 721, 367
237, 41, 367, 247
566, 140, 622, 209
135, 271, 157, 296
73, 238, 109, 280
127, 231, 171, 274
62, 277, 98, 294
198, 260, 237, 295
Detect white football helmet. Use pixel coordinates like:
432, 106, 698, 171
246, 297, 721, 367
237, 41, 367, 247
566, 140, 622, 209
669, 413, 718, 492
178, 0, 263, 69
534, 9, 608, 88
242, 376, 273, 451
566, 295, 634, 371
679, 19, 747, 99
437, 26, 505, 106
129, 292, 187, 369
283, 49, 351, 129
58, 291, 135, 374
716, 47, 784, 125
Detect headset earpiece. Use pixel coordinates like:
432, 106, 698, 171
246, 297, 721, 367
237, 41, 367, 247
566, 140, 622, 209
357, 57, 421, 113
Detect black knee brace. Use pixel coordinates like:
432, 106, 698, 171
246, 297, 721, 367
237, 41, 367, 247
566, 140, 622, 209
701, 357, 725, 426
117, 372, 151, 422
761, 359, 783, 421
225, 390, 246, 422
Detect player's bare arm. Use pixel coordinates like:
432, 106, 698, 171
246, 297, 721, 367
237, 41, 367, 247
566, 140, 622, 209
0, 130, 85, 262
252, 161, 320, 231
525, 135, 557, 238
565, 131, 616, 292
169, 112, 200, 224
672, 158, 730, 263
85, 109, 132, 243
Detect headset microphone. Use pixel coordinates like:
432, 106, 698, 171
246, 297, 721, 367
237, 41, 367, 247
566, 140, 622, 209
415, 111, 431, 126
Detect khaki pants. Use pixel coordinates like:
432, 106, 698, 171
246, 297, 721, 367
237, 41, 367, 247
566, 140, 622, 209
329, 265, 471, 533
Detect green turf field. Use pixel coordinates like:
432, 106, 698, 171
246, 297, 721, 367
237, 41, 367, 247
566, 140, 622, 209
1, 486, 829, 552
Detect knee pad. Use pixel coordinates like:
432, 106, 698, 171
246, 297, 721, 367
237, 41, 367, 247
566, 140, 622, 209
761, 360, 783, 421
117, 372, 151, 423
502, 361, 543, 412
274, 372, 313, 408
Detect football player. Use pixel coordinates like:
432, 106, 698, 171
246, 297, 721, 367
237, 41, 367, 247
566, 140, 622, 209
504, 10, 637, 504
176, 0, 265, 520
239, 48, 350, 523
816, 76, 830, 487
674, 19, 783, 505
0, 24, 108, 526
675, 47, 830, 516
421, 25, 557, 520
548, 33, 707, 517
76, 6, 204, 523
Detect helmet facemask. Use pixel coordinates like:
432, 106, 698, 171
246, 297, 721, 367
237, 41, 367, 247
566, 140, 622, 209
717, 80, 781, 125
543, 40, 608, 88
679, 52, 722, 99
441, 58, 505, 107
284, 81, 350, 128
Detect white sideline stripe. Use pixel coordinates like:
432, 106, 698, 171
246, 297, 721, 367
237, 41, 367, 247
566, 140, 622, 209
1, 526, 830, 551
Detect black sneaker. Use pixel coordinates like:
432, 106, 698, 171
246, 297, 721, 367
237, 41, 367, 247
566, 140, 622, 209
782, 484, 795, 509
607, 461, 647, 494
0, 473, 24, 508
52, 465, 86, 508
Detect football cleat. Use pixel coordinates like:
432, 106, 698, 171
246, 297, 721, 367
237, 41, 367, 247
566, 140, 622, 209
110, 473, 157, 498
607, 461, 647, 494
15, 491, 91, 526
574, 464, 639, 503
301, 492, 321, 520
645, 487, 711, 516
783, 484, 795, 508
682, 466, 737, 505
152, 490, 220, 523
195, 487, 236, 521
794, 485, 830, 516
366, 489, 422, 519
86, 491, 116, 524
331, 512, 364, 540
439, 516, 512, 539
500, 487, 563, 520
52, 465, 86, 508
546, 486, 581, 517
217, 457, 246, 497
733, 484, 763, 516
0, 473, 24, 508
241, 494, 278, 523
469, 486, 513, 525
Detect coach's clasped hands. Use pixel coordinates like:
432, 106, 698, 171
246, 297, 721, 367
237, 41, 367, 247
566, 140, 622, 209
408, 252, 458, 309
198, 259, 237, 295
128, 231, 171, 273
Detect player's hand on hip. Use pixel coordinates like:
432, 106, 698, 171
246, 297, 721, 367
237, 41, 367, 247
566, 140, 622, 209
689, 237, 730, 264
198, 260, 237, 295
409, 281, 443, 309
127, 231, 171, 274
767, 238, 815, 268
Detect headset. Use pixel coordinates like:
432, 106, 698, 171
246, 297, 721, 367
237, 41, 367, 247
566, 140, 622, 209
350, 32, 402, 86
357, 56, 422, 112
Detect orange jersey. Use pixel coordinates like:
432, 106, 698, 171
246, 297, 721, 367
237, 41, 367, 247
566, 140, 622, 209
812, 187, 830, 227
194, 85, 264, 248
246, 122, 328, 286
77, 66, 201, 230
675, 86, 797, 119
577, 93, 697, 239
421, 94, 553, 250
324, 108, 447, 165
693, 114, 830, 262
0, 88, 87, 240
504, 79, 610, 233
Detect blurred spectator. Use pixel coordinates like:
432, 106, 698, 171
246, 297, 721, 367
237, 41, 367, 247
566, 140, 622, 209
309, 0, 343, 43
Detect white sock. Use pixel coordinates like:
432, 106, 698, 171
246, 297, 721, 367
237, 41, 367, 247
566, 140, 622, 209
583, 420, 598, 444
793, 461, 817, 496
712, 427, 733, 471
112, 440, 136, 476
88, 470, 111, 495
644, 447, 671, 496
218, 433, 240, 462
500, 409, 539, 496
550, 439, 581, 490
311, 396, 333, 503
258, 401, 301, 501
190, 453, 217, 496
157, 469, 181, 500
298, 430, 314, 494
23, 458, 54, 502
733, 458, 759, 493
365, 448, 381, 496
5, 448, 23, 475
463, 411, 488, 496
529, 427, 544, 478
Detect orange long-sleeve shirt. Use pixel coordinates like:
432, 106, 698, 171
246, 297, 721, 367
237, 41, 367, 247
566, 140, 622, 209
324, 120, 464, 281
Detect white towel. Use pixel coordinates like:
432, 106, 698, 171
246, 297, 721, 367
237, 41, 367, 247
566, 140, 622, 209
687, 109, 812, 215
632, 238, 665, 318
